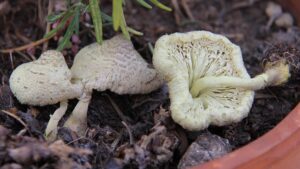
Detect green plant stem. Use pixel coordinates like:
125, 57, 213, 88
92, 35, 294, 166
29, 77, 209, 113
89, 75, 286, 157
113, 0, 122, 31
136, 0, 152, 9
119, 9, 130, 39
150, 0, 172, 11
89, 0, 103, 44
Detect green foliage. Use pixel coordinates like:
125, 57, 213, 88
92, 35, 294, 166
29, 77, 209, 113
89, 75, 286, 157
57, 5, 81, 51
44, 0, 171, 51
89, 0, 103, 44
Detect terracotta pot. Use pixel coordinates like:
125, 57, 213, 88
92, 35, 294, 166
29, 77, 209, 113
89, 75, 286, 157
191, 1, 300, 169
191, 103, 300, 169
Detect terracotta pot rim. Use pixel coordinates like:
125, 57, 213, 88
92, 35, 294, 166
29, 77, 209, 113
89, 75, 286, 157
191, 103, 300, 169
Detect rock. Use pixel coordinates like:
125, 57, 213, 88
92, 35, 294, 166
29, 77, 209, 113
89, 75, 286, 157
178, 132, 232, 169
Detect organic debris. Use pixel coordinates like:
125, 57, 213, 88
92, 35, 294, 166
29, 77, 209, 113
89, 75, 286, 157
0, 125, 92, 168
112, 107, 181, 169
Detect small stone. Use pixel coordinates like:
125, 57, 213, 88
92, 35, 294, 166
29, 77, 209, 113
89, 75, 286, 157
178, 132, 232, 169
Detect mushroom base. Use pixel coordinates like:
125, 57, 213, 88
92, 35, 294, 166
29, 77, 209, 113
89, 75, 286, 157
63, 92, 92, 136
45, 101, 68, 141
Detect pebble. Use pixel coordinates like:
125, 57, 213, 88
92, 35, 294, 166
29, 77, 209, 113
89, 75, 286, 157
178, 132, 232, 169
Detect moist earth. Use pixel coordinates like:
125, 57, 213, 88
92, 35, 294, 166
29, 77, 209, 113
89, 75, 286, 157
0, 0, 299, 168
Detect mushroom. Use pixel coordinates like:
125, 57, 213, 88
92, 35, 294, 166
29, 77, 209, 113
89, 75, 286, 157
9, 50, 83, 140
265, 2, 282, 29
275, 13, 294, 29
64, 35, 164, 135
152, 31, 290, 130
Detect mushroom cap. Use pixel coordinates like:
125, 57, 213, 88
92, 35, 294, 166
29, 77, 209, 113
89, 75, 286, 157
265, 2, 282, 18
275, 13, 294, 28
153, 31, 254, 130
9, 50, 83, 106
71, 35, 163, 94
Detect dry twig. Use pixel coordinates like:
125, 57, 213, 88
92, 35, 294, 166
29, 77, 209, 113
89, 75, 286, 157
0, 36, 53, 54
1, 110, 28, 128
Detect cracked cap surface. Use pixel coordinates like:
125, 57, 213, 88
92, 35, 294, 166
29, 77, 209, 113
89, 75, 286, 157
9, 50, 83, 106
71, 35, 164, 94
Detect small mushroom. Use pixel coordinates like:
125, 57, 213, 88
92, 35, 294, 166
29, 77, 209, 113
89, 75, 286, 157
265, 2, 282, 29
64, 35, 164, 135
153, 31, 290, 130
9, 50, 83, 140
275, 13, 294, 29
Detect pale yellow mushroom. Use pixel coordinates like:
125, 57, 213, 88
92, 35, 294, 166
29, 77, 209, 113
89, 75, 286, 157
64, 35, 164, 135
153, 31, 289, 131
9, 50, 83, 140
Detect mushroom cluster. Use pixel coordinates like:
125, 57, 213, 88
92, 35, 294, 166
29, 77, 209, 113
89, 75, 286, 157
9, 35, 163, 140
153, 31, 290, 130
265, 2, 294, 29
9, 31, 291, 138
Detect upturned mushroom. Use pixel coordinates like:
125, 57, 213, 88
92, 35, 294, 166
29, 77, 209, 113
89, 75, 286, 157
64, 35, 164, 135
9, 50, 83, 140
153, 31, 290, 130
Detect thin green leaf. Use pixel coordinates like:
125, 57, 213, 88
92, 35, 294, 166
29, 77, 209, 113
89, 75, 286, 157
150, 0, 172, 12
136, 0, 152, 9
74, 8, 80, 35
112, 0, 122, 31
57, 7, 80, 51
120, 11, 130, 40
46, 12, 66, 23
89, 0, 103, 44
127, 27, 143, 36
44, 10, 75, 38
101, 12, 112, 22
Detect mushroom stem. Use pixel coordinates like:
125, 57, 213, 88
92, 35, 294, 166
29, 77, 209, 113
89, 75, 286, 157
191, 74, 268, 97
45, 101, 68, 141
191, 62, 290, 97
63, 91, 92, 136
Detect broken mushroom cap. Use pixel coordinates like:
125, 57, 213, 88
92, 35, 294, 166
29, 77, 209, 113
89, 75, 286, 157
10, 50, 83, 106
153, 31, 255, 130
9, 50, 83, 140
153, 31, 290, 131
64, 35, 164, 135
71, 35, 163, 94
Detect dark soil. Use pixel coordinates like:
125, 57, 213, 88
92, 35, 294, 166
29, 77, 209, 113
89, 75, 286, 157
0, 0, 300, 168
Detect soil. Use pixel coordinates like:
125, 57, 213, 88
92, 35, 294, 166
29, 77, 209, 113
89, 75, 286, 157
0, 0, 300, 169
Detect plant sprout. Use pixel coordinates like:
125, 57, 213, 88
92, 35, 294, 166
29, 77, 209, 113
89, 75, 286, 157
45, 0, 171, 50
